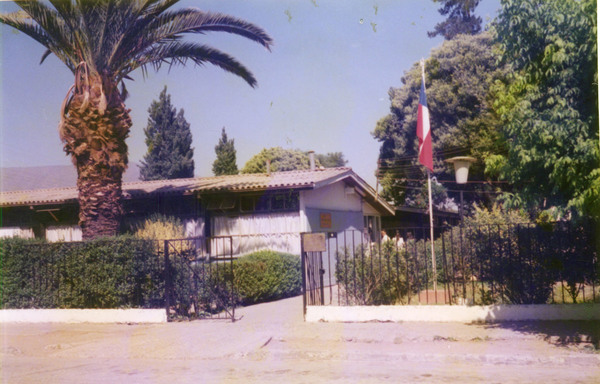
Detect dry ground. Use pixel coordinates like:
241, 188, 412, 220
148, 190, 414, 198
2, 296, 599, 383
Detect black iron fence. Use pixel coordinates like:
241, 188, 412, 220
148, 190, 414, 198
3, 222, 598, 318
0, 236, 236, 321
163, 236, 235, 320
0, 238, 165, 309
305, 222, 599, 307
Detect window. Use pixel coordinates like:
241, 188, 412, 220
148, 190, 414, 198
210, 192, 299, 214
207, 195, 237, 211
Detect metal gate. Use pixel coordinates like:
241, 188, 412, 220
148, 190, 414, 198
301, 233, 328, 314
164, 236, 236, 321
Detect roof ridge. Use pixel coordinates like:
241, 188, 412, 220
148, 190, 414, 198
0, 185, 77, 195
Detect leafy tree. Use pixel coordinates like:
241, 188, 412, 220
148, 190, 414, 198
0, 1, 272, 239
428, 0, 482, 40
315, 152, 348, 168
212, 127, 238, 176
241, 148, 348, 173
242, 147, 320, 173
372, 33, 506, 208
140, 87, 194, 181
489, 0, 599, 218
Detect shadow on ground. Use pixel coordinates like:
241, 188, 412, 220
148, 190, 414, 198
480, 321, 600, 350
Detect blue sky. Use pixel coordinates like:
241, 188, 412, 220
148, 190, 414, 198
0, 0, 500, 186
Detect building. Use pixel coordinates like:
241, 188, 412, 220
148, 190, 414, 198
0, 167, 394, 256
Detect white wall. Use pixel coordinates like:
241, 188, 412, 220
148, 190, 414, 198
300, 181, 366, 233
184, 218, 204, 238
302, 182, 362, 212
306, 304, 600, 323
212, 212, 302, 256
0, 227, 34, 239
46, 225, 82, 242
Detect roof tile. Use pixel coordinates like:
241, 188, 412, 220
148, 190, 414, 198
0, 168, 352, 206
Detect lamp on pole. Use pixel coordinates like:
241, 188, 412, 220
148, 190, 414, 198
445, 156, 476, 221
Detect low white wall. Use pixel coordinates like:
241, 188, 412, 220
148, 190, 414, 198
306, 304, 600, 323
0, 309, 167, 324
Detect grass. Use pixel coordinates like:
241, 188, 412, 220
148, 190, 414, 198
402, 281, 600, 306
551, 282, 600, 304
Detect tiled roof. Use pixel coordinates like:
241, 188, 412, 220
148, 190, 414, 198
0, 168, 355, 207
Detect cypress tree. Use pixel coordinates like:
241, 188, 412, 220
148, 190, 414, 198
212, 127, 238, 176
140, 87, 195, 180
428, 0, 482, 40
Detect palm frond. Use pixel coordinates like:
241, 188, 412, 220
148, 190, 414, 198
13, 0, 79, 68
150, 9, 273, 50
101, 0, 166, 71
108, 7, 272, 77
0, 9, 76, 72
122, 42, 258, 87
2, 0, 272, 88
40, 48, 53, 64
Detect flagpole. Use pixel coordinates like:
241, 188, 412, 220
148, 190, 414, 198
427, 170, 437, 294
419, 58, 437, 297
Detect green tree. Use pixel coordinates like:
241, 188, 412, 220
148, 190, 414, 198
212, 127, 238, 176
428, 0, 482, 40
372, 33, 506, 207
140, 87, 194, 181
489, 0, 599, 218
242, 147, 320, 174
0, 1, 272, 239
315, 152, 348, 168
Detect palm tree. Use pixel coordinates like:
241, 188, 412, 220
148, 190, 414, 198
0, 0, 272, 239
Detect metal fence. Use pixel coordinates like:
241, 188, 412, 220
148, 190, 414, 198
0, 239, 165, 310
0, 236, 237, 321
163, 236, 235, 320
303, 222, 599, 307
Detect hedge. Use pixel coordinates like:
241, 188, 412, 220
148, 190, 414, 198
1, 235, 302, 311
0, 237, 163, 309
230, 250, 301, 306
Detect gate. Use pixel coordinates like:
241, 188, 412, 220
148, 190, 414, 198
301, 233, 324, 311
164, 236, 236, 321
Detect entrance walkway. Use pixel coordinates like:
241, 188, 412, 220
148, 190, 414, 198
2, 296, 599, 383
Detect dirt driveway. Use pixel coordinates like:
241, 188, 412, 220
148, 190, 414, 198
2, 297, 599, 383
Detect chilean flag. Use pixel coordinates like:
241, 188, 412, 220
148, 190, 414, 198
417, 69, 434, 172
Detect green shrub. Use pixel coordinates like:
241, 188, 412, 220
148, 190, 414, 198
336, 242, 410, 305
0, 236, 163, 309
133, 214, 191, 254
230, 250, 301, 305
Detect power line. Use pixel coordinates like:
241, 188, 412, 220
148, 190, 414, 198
389, 184, 506, 195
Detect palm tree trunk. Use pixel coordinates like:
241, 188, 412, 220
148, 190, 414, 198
60, 72, 131, 240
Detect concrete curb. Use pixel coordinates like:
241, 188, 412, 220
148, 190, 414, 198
306, 304, 600, 323
0, 309, 167, 323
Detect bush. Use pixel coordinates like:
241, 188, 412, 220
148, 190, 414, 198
336, 242, 410, 305
230, 250, 301, 305
0, 236, 163, 309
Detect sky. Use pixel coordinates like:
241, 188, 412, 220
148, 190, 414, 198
0, 0, 501, 187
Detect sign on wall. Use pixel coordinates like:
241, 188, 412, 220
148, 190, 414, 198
302, 232, 326, 252
319, 212, 332, 228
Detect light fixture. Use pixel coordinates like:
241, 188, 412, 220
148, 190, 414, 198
445, 156, 476, 185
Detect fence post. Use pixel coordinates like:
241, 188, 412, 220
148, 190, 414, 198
164, 240, 172, 320
300, 233, 307, 318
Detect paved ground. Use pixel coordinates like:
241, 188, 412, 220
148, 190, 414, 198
2, 297, 599, 383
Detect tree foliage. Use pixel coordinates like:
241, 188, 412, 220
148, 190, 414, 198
428, 0, 482, 40
241, 147, 317, 173
241, 148, 349, 173
489, 0, 599, 218
140, 87, 194, 180
373, 33, 506, 208
212, 127, 238, 176
315, 152, 348, 168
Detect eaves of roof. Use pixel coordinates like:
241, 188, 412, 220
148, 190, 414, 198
0, 167, 359, 208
